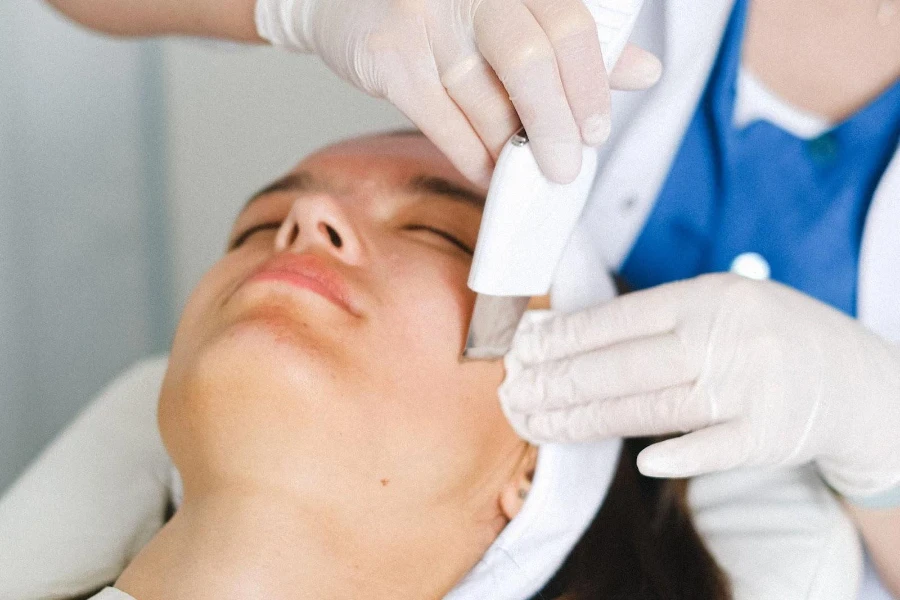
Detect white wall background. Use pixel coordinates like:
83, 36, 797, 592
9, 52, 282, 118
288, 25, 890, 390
0, 7, 406, 493
0, 3, 172, 492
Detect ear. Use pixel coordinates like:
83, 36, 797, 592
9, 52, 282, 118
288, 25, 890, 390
499, 445, 538, 521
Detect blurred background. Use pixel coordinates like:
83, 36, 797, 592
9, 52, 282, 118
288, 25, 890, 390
0, 2, 407, 493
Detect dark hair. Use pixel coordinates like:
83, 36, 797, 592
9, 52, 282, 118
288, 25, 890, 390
537, 437, 732, 600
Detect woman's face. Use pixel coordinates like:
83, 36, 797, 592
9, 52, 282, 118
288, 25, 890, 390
159, 134, 526, 517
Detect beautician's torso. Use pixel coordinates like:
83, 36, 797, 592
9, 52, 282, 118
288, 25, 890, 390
617, 0, 900, 308
606, 0, 900, 314
569, 2, 899, 317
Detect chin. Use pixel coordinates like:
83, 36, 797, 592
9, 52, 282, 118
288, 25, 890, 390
158, 317, 351, 488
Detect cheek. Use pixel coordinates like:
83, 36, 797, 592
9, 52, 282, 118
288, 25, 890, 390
172, 264, 235, 350
378, 249, 474, 358
164, 256, 262, 387
369, 249, 511, 440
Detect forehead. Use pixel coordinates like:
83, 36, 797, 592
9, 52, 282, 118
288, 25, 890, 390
292, 134, 473, 193
236, 134, 486, 225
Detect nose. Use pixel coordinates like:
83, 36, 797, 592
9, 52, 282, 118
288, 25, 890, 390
274, 196, 364, 265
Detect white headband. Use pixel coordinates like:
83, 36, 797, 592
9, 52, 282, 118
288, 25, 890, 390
445, 438, 621, 600
446, 251, 624, 600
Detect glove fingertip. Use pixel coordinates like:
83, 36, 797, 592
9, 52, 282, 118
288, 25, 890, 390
499, 388, 542, 441
523, 413, 561, 444
636, 444, 699, 479
609, 45, 663, 91
534, 140, 583, 184
498, 378, 532, 413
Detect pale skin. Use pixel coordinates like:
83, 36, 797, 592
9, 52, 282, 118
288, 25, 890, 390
115, 135, 537, 599
44, 0, 262, 41
743, 0, 900, 121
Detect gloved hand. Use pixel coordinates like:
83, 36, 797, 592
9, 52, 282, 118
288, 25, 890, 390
501, 273, 900, 502
255, 0, 662, 186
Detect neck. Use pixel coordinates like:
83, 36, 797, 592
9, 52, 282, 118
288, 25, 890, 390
744, 0, 900, 121
116, 486, 506, 600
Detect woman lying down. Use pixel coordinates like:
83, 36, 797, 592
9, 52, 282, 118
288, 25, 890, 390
1, 132, 862, 599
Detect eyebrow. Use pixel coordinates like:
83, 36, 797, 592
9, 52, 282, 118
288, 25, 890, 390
407, 175, 485, 209
241, 171, 317, 214
240, 171, 485, 215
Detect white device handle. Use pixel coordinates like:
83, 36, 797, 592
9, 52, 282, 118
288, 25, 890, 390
468, 0, 645, 297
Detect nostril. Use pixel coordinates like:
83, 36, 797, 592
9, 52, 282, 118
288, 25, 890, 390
287, 223, 300, 247
324, 224, 343, 249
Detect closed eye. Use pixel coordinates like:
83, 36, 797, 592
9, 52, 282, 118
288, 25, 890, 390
230, 221, 282, 251
404, 225, 474, 255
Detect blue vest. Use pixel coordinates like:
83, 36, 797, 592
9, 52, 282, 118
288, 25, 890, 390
620, 0, 900, 316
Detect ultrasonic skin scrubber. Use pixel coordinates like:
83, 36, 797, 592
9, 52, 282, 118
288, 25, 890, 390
464, 0, 647, 359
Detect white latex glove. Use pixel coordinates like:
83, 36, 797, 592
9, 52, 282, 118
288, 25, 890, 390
502, 273, 900, 502
255, 0, 662, 186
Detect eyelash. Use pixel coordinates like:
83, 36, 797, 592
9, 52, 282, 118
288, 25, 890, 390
230, 222, 474, 256
402, 225, 474, 255
230, 222, 282, 250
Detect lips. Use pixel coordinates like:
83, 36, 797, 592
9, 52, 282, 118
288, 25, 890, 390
244, 253, 358, 315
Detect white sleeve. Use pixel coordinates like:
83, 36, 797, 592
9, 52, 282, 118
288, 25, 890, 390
690, 464, 863, 600
0, 355, 173, 600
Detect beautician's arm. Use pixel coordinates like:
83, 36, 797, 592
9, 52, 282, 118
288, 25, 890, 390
44, 0, 260, 41
847, 504, 900, 596
46, 0, 661, 188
